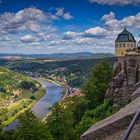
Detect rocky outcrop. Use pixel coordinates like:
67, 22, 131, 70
81, 55, 140, 140
105, 55, 140, 106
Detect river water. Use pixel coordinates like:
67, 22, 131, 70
3, 79, 63, 130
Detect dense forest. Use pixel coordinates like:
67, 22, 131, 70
0, 60, 124, 140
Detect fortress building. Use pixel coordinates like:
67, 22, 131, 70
115, 27, 136, 57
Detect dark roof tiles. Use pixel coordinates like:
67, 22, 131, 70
115, 28, 136, 42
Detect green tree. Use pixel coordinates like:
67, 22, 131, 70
14, 111, 54, 140
66, 96, 88, 125
46, 103, 75, 140
0, 129, 15, 140
74, 109, 95, 139
74, 100, 112, 138
82, 60, 112, 108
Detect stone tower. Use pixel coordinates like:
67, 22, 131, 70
115, 28, 136, 57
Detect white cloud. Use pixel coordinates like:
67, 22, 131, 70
63, 13, 73, 20
102, 12, 115, 21
63, 31, 80, 39
103, 12, 140, 31
84, 26, 108, 38
55, 8, 64, 17
0, 7, 74, 34
0, 7, 47, 34
88, 0, 140, 6
20, 35, 40, 43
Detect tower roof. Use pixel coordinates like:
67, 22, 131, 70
115, 28, 136, 42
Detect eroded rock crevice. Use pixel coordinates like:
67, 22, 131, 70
105, 55, 140, 107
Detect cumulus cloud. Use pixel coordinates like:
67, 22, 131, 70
88, 0, 140, 6
63, 31, 80, 40
0, 7, 74, 34
0, 7, 47, 34
54, 8, 74, 20
84, 26, 108, 38
20, 35, 40, 43
103, 12, 140, 31
102, 12, 115, 21
63, 13, 73, 20
55, 8, 64, 17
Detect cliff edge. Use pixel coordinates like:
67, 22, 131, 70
81, 55, 140, 140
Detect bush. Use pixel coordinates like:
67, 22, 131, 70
94, 100, 111, 120
18, 81, 37, 91
30, 95, 35, 100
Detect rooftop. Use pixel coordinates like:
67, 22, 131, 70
115, 28, 136, 42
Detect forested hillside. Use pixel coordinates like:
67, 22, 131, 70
0, 57, 115, 87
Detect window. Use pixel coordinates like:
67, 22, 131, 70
123, 44, 125, 47
116, 44, 118, 48
120, 44, 122, 47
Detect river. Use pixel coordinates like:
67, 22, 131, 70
3, 78, 63, 130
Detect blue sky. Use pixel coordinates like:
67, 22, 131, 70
0, 0, 140, 54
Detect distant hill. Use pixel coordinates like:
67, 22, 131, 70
0, 52, 114, 60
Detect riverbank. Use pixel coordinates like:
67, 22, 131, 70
0, 81, 45, 128
43, 78, 61, 86
0, 99, 36, 128
3, 79, 63, 130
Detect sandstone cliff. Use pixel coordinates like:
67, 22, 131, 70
105, 55, 140, 106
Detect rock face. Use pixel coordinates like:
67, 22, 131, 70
105, 55, 140, 106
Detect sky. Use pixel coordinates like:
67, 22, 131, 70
0, 0, 140, 54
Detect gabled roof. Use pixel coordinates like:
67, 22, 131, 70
115, 28, 136, 42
